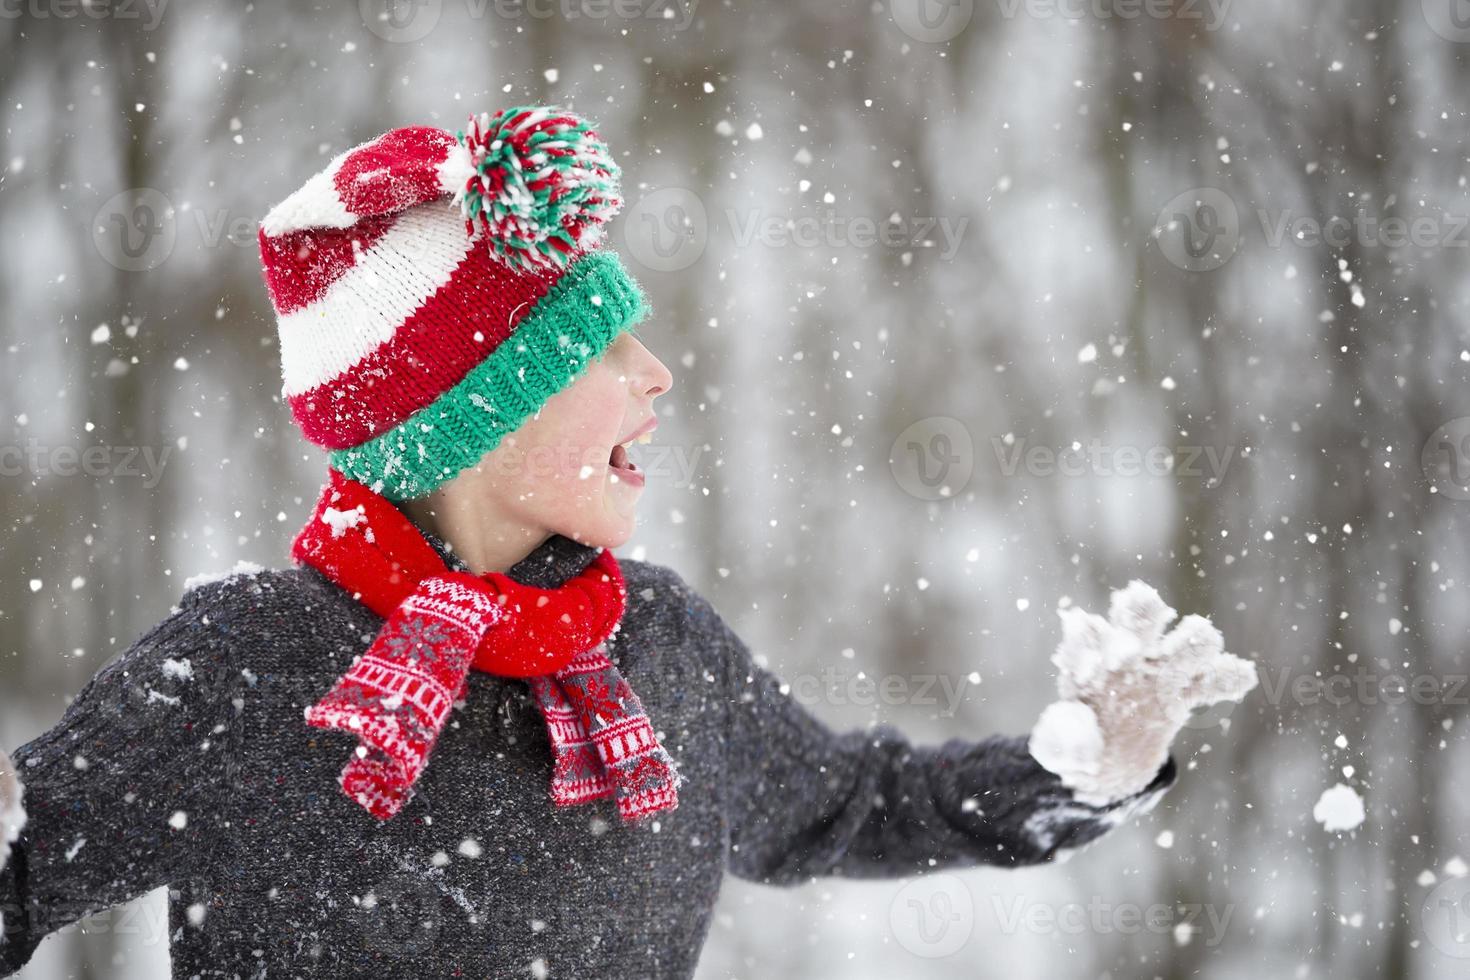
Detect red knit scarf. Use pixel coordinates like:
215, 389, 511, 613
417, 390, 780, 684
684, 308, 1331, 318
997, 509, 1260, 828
290, 469, 681, 823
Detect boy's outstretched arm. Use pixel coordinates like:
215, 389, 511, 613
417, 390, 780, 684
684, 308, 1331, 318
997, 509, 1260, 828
677, 578, 1180, 887
0, 589, 242, 976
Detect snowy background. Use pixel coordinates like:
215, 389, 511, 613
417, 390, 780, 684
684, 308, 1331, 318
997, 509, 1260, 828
3, 0, 1470, 976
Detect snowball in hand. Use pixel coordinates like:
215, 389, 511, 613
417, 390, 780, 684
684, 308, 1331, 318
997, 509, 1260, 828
1028, 700, 1105, 784
1029, 580, 1258, 804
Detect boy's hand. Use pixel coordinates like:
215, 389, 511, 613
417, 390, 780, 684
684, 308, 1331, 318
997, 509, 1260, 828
1028, 580, 1258, 805
0, 747, 24, 873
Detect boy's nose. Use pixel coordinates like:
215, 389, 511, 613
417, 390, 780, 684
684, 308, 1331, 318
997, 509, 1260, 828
625, 336, 673, 399
644, 352, 673, 400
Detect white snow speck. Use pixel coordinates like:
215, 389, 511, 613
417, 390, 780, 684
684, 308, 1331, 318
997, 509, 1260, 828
1156, 830, 1175, 849
168, 810, 189, 830
458, 837, 482, 859
1077, 343, 1098, 364
321, 505, 365, 539
1446, 856, 1469, 877
1312, 783, 1365, 832
161, 657, 194, 682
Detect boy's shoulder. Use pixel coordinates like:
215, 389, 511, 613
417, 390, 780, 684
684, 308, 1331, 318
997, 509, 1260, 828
176, 561, 367, 626
165, 562, 381, 674
616, 556, 728, 643
168, 555, 725, 662
617, 554, 693, 601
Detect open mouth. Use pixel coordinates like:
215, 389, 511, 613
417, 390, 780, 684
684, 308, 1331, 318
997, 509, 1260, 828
608, 430, 652, 485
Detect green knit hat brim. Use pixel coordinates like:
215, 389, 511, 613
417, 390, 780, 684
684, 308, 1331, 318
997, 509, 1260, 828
329, 249, 648, 501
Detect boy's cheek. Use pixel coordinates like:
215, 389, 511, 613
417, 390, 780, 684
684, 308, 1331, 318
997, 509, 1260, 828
493, 447, 616, 503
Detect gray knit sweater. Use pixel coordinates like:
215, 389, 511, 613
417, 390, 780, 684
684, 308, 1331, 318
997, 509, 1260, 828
0, 529, 1176, 978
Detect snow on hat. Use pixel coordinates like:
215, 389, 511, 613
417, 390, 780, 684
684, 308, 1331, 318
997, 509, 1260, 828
257, 106, 648, 501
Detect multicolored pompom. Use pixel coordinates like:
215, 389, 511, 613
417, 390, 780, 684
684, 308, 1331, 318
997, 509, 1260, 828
453, 106, 623, 272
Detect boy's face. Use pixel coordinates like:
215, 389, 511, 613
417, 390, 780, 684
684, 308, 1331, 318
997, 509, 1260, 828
443, 332, 674, 550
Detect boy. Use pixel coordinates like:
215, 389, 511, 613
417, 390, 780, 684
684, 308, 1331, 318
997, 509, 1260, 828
0, 106, 1254, 978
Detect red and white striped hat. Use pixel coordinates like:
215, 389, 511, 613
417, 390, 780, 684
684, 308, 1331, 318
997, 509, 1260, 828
257, 107, 648, 501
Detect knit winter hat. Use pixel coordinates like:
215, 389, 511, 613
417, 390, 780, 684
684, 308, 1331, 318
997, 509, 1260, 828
257, 107, 649, 500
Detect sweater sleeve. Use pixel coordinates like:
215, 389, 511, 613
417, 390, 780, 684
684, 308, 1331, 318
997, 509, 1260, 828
689, 583, 1178, 886
0, 589, 243, 976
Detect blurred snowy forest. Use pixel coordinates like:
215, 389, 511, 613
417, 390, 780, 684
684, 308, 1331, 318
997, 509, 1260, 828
3, 0, 1470, 977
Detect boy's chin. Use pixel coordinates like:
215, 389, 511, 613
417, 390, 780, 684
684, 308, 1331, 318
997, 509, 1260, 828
552, 511, 636, 553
